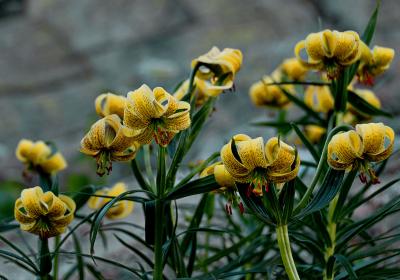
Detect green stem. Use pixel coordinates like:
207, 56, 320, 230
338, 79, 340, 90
144, 144, 156, 189
153, 199, 165, 280
53, 236, 60, 280
39, 237, 52, 279
293, 124, 352, 214
323, 195, 339, 280
154, 145, 167, 280
276, 225, 300, 280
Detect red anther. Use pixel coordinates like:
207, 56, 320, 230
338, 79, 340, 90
225, 203, 230, 215
265, 184, 269, 193
246, 185, 252, 197
371, 177, 381, 185
359, 173, 367, 184
238, 202, 245, 215
228, 204, 233, 215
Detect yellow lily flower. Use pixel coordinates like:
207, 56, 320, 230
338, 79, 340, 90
95, 92, 126, 119
327, 123, 395, 183
123, 85, 191, 147
174, 77, 222, 106
358, 45, 395, 85
279, 57, 308, 81
304, 86, 334, 113
355, 123, 395, 163
249, 76, 294, 109
200, 162, 236, 190
192, 47, 243, 92
295, 30, 362, 78
304, 125, 326, 144
88, 182, 134, 219
14, 186, 75, 238
348, 88, 381, 120
80, 114, 140, 176
16, 139, 67, 175
221, 134, 300, 195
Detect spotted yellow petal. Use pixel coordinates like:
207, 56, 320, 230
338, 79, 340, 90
214, 164, 236, 188
327, 131, 363, 170
356, 123, 395, 162
264, 137, 297, 173
20, 187, 48, 218
95, 93, 126, 119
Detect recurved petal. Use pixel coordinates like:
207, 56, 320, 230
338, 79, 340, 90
236, 137, 269, 170
327, 131, 363, 170
111, 146, 140, 161
267, 155, 300, 183
14, 198, 36, 224
81, 118, 107, 153
29, 141, 52, 165
265, 137, 297, 172
95, 93, 126, 119
40, 152, 67, 173
123, 101, 151, 130
109, 126, 137, 153
106, 201, 134, 219
15, 139, 34, 162
163, 102, 191, 131
220, 141, 251, 179
214, 164, 236, 188
20, 187, 48, 218
127, 85, 165, 120
373, 46, 395, 68
42, 192, 67, 218
305, 32, 327, 61
356, 123, 395, 162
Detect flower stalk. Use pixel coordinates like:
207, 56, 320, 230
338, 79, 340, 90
39, 237, 52, 279
276, 225, 300, 280
153, 145, 167, 280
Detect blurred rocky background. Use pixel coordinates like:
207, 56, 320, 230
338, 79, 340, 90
0, 0, 399, 181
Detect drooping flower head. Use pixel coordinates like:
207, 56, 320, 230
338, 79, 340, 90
16, 139, 67, 175
221, 134, 300, 196
358, 45, 395, 85
88, 182, 134, 219
249, 76, 294, 109
14, 186, 76, 238
192, 47, 243, 92
123, 85, 191, 147
295, 30, 362, 78
80, 114, 140, 176
304, 85, 334, 114
279, 57, 308, 81
327, 122, 395, 184
95, 93, 126, 119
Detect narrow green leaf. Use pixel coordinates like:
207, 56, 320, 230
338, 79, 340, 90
332, 168, 358, 222
295, 169, 345, 220
237, 183, 275, 226
166, 176, 220, 200
334, 254, 358, 280
180, 194, 208, 255
291, 123, 319, 163
347, 90, 392, 117
277, 85, 325, 124
361, 0, 380, 45
72, 232, 85, 280
86, 264, 105, 280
